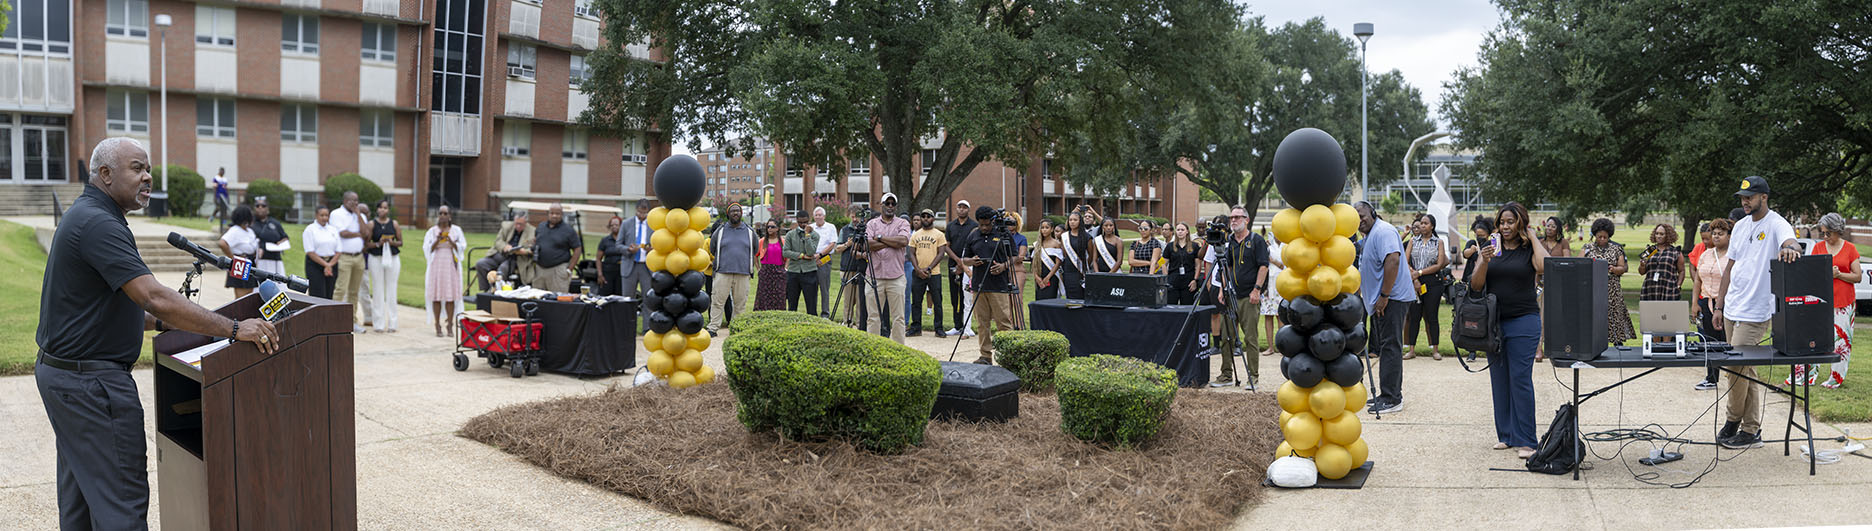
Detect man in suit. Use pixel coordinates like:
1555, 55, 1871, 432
475, 210, 536, 291
618, 201, 654, 298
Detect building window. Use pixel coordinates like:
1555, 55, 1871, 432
573, 0, 598, 18
562, 129, 588, 160
104, 89, 149, 133
280, 104, 318, 143
920, 149, 937, 174
359, 109, 394, 148
106, 0, 147, 37
194, 6, 236, 46
432, 0, 486, 115
361, 23, 396, 62
195, 98, 236, 138
2, 114, 70, 182
501, 122, 530, 156
1, 0, 74, 55
568, 55, 588, 87
281, 13, 319, 54
621, 133, 646, 163
506, 44, 536, 79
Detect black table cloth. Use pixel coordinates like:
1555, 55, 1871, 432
475, 294, 636, 376
1028, 299, 1217, 387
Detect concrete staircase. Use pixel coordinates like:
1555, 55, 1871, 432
14, 212, 215, 274
135, 234, 210, 273
0, 183, 88, 217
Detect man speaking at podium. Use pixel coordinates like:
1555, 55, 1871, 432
36, 137, 280, 529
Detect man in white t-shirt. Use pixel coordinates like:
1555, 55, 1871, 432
812, 207, 840, 318
1712, 175, 1800, 449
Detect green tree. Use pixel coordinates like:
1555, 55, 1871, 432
582, 0, 1251, 214
2, 1, 12, 38
1443, 0, 1870, 236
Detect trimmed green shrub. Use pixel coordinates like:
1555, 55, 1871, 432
155, 164, 205, 216
990, 330, 1071, 392
244, 179, 296, 212
728, 310, 831, 335
1043, 215, 1069, 230
323, 173, 385, 210
723, 321, 942, 453
1056, 355, 1177, 448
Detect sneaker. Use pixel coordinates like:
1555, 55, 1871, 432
707, 330, 718, 337
945, 328, 962, 336
353, 325, 367, 333
1244, 375, 1259, 391
1720, 430, 1763, 449
1694, 380, 1718, 391
907, 330, 923, 337
935, 331, 950, 338
1209, 376, 1236, 388
972, 356, 993, 365
1719, 420, 1740, 440
962, 329, 977, 338
1371, 400, 1404, 415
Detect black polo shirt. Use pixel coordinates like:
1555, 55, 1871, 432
253, 217, 287, 260
533, 220, 582, 267
962, 228, 1018, 293
1219, 232, 1268, 291
946, 217, 978, 261
38, 184, 153, 364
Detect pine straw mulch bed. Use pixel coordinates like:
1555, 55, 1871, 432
461, 383, 1280, 530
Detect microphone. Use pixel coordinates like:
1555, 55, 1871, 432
257, 280, 293, 321
167, 232, 312, 293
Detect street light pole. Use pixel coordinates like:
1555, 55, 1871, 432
1354, 22, 1373, 203
155, 14, 172, 194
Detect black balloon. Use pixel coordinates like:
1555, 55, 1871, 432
1271, 127, 1348, 209
1309, 326, 1347, 362
1326, 294, 1365, 330
1343, 323, 1368, 355
1275, 325, 1307, 357
651, 271, 677, 293
652, 154, 707, 210
1325, 352, 1364, 387
641, 288, 664, 314
676, 311, 705, 335
1285, 353, 1326, 388
1286, 296, 1325, 332
663, 292, 690, 315
646, 309, 675, 334
687, 290, 711, 313
1278, 301, 1298, 327
1280, 356, 1290, 378
679, 270, 707, 296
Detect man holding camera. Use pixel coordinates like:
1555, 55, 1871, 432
865, 193, 913, 343
1199, 207, 1269, 388
835, 209, 872, 328
961, 205, 1023, 364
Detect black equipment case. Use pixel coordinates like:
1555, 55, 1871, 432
1085, 272, 1168, 309
932, 361, 1021, 422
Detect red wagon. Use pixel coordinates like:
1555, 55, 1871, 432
454, 300, 545, 378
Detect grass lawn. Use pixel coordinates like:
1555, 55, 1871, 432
0, 221, 161, 375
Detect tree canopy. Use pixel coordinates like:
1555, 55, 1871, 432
1443, 0, 1871, 227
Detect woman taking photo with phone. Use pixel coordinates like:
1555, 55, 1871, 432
1470, 201, 1549, 460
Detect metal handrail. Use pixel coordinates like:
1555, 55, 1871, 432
464, 245, 491, 296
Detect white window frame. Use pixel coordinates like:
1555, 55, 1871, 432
562, 129, 588, 160
573, 0, 598, 18
361, 23, 397, 62
359, 109, 394, 148
280, 104, 318, 143
195, 97, 236, 138
506, 44, 536, 79
568, 55, 588, 87
281, 13, 320, 54
105, 89, 149, 133
106, 0, 148, 38
621, 133, 647, 163
194, 5, 236, 47
2, 0, 74, 55
501, 122, 531, 157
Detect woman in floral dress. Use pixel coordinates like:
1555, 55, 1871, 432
1582, 218, 1635, 345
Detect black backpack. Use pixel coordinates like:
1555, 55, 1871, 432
1450, 283, 1502, 354
1526, 403, 1583, 475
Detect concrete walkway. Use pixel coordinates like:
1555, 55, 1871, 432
3, 263, 1869, 528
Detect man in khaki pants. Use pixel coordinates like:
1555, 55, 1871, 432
707, 204, 756, 334
864, 193, 912, 343
959, 205, 1023, 363
1713, 175, 1798, 449
329, 191, 369, 332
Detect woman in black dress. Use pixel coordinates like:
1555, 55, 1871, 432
1062, 215, 1089, 299
1164, 223, 1202, 305
1089, 218, 1123, 273
1127, 220, 1163, 274
1033, 220, 1063, 300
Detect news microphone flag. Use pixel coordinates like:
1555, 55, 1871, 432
257, 280, 291, 321
229, 256, 252, 281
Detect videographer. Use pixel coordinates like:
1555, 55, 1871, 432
961, 205, 1023, 364
1197, 207, 1268, 388
834, 207, 874, 328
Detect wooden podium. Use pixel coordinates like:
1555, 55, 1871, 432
152, 291, 356, 530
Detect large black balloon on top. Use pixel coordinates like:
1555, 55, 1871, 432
653, 154, 707, 210
1271, 128, 1348, 209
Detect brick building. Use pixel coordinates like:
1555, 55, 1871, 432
0, 0, 668, 220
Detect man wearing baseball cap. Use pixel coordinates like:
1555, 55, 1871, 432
1712, 175, 1800, 449
865, 192, 913, 343
945, 199, 977, 335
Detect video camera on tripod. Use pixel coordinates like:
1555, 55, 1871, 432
986, 208, 1018, 234
1203, 217, 1230, 246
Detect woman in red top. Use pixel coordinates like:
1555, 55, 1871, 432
1805, 213, 1861, 388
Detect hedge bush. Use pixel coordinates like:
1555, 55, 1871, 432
244, 179, 296, 213
990, 330, 1071, 392
323, 173, 384, 210
155, 164, 205, 216
723, 321, 942, 454
1119, 213, 1170, 227
1056, 355, 1177, 448
728, 310, 831, 335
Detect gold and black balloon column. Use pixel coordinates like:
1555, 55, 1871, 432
638, 155, 717, 389
1267, 128, 1370, 480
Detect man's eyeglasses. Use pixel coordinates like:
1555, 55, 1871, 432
1229, 215, 1247, 219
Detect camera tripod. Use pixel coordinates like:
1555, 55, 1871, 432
1164, 234, 1249, 388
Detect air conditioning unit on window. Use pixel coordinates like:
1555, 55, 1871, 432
575, 5, 597, 17
622, 154, 647, 163
501, 146, 526, 156
508, 65, 525, 78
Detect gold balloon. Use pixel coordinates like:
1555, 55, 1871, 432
1321, 235, 1356, 270
1283, 412, 1323, 450
1275, 268, 1308, 301
1277, 381, 1310, 414
1331, 203, 1360, 238
689, 247, 713, 273
646, 352, 674, 377
1280, 410, 1294, 428
686, 331, 711, 351
668, 370, 697, 389
1315, 443, 1354, 480
1307, 266, 1342, 301
650, 228, 678, 254
694, 365, 716, 385
676, 349, 704, 372
642, 331, 663, 353
1346, 437, 1369, 466
664, 331, 688, 356
1339, 265, 1361, 295
687, 206, 712, 231
677, 229, 704, 253
1343, 382, 1369, 412
1323, 412, 1362, 446
665, 249, 692, 275
1274, 440, 1317, 459
646, 250, 667, 272
1300, 204, 1336, 243
1309, 381, 1346, 420
647, 207, 668, 231
664, 209, 691, 235
1283, 238, 1320, 273
1271, 208, 1303, 244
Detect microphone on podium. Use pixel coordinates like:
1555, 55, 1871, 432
166, 232, 312, 293
168, 231, 230, 269
257, 280, 293, 321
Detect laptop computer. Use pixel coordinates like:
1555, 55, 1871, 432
1639, 300, 1692, 358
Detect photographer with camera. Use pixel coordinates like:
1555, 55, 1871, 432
1197, 207, 1269, 388
834, 207, 875, 328
960, 205, 1024, 364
